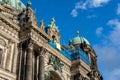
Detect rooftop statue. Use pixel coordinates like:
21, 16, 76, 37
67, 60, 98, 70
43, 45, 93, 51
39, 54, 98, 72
40, 20, 45, 30
48, 18, 56, 27
48, 18, 59, 32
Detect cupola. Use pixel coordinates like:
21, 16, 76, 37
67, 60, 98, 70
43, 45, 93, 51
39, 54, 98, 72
70, 31, 90, 45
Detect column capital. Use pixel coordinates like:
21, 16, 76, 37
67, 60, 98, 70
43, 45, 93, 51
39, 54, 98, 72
38, 47, 46, 56
27, 39, 34, 49
18, 43, 22, 49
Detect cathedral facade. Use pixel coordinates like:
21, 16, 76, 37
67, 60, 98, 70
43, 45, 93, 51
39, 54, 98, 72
0, 0, 102, 80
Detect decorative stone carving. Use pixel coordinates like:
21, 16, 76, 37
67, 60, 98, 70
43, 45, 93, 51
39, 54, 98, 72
74, 73, 83, 80
18, 3, 37, 27
27, 39, 34, 49
44, 70, 50, 80
87, 69, 102, 80
48, 54, 64, 72
38, 47, 46, 56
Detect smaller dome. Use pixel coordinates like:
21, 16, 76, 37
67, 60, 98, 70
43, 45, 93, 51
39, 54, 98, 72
72, 36, 84, 45
71, 36, 90, 45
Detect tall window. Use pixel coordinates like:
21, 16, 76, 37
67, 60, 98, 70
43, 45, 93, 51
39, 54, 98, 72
0, 48, 3, 66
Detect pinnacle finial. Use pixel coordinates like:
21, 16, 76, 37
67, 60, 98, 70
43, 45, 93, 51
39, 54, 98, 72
40, 20, 45, 30
52, 17, 55, 23
76, 30, 80, 36
27, 0, 31, 7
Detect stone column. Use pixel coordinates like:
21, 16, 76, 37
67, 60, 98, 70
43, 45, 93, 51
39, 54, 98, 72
25, 40, 34, 80
38, 47, 46, 80
17, 43, 23, 80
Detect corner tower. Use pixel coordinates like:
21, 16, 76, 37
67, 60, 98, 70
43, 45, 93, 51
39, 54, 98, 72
68, 31, 102, 80
46, 18, 60, 43
46, 18, 61, 50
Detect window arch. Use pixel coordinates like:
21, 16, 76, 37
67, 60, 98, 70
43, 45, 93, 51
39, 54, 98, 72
0, 38, 7, 68
0, 48, 3, 66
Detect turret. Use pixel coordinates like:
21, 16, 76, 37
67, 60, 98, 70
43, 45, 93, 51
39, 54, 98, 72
46, 18, 61, 50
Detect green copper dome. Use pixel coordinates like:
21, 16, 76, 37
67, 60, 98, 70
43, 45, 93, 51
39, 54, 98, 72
0, 0, 25, 10
70, 31, 90, 45
71, 36, 90, 45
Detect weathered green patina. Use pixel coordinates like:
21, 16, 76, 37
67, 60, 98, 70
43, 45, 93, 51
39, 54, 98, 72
48, 55, 64, 72
48, 18, 59, 32
0, 0, 25, 10
44, 71, 50, 79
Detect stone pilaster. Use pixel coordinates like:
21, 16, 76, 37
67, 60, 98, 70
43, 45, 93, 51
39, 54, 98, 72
12, 43, 18, 73
38, 47, 46, 80
5, 40, 14, 72
24, 40, 34, 80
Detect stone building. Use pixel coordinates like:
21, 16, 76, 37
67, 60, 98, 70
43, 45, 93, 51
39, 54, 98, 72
0, 0, 103, 80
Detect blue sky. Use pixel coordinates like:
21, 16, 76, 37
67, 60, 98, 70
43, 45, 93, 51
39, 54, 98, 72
22, 0, 120, 80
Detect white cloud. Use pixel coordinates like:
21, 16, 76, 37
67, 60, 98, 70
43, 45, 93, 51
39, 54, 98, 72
117, 4, 120, 15
71, 9, 78, 17
109, 69, 120, 80
107, 19, 120, 46
92, 0, 110, 7
87, 15, 97, 19
94, 18, 120, 80
94, 45, 120, 69
96, 27, 103, 36
75, 1, 88, 10
71, 0, 110, 17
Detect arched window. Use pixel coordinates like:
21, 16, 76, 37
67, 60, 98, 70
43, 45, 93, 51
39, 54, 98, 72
0, 38, 6, 68
0, 48, 3, 66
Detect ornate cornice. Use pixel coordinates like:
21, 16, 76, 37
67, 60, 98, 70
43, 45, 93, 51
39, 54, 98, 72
0, 18, 19, 42
0, 13, 20, 31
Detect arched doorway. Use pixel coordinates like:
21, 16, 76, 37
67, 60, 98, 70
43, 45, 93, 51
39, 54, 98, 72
45, 71, 62, 80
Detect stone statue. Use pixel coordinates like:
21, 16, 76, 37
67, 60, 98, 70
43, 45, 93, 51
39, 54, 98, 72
48, 18, 56, 27
40, 20, 45, 30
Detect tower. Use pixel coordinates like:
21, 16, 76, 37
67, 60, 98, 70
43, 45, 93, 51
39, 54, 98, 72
46, 18, 61, 50
67, 31, 102, 80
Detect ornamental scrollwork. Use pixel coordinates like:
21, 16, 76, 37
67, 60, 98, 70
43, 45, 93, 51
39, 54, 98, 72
48, 55, 64, 72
